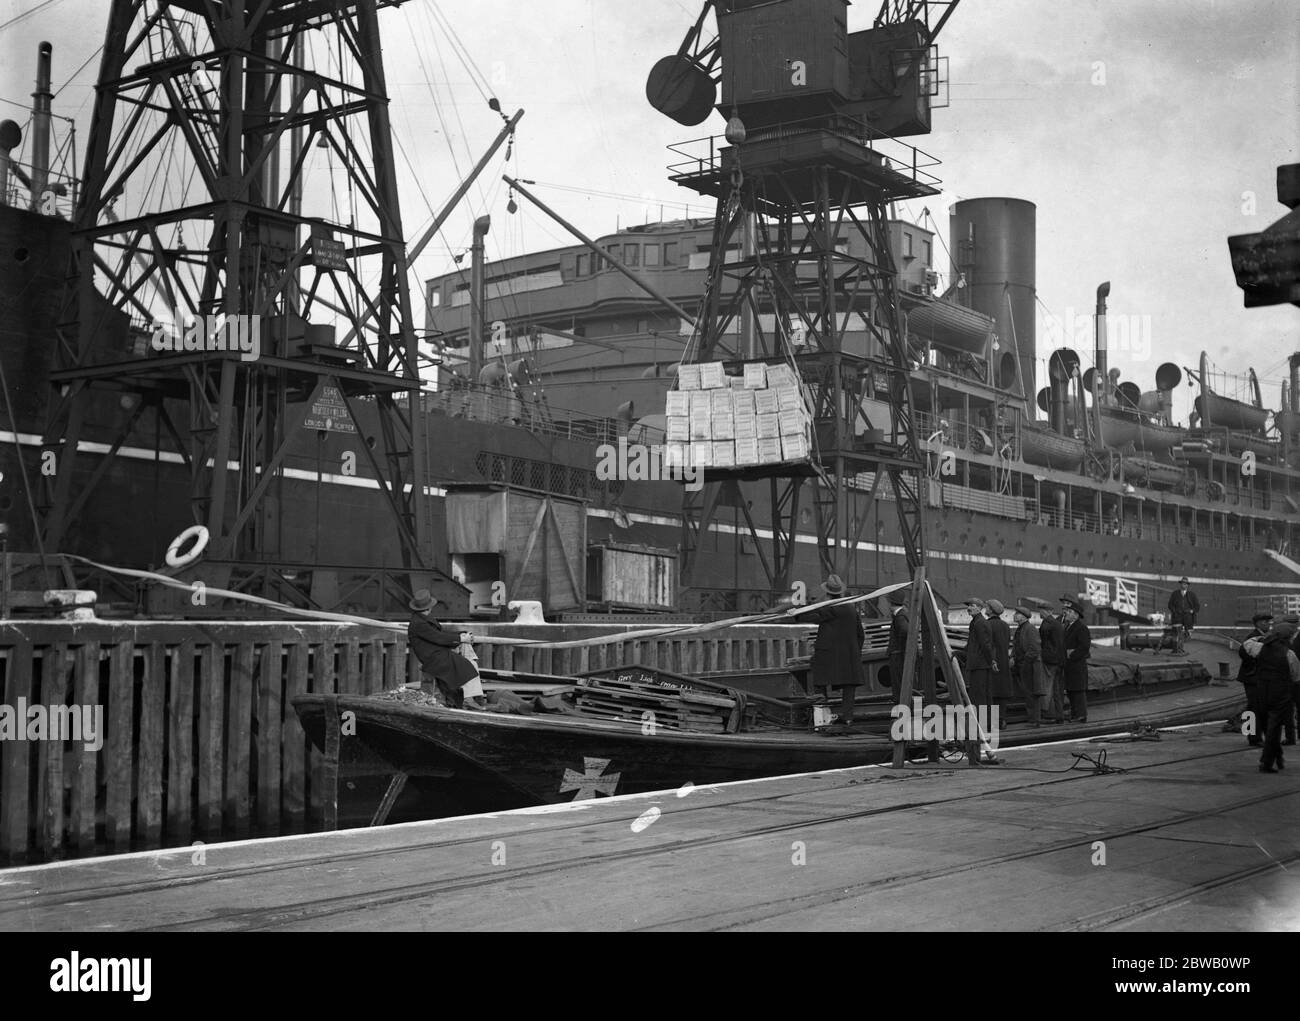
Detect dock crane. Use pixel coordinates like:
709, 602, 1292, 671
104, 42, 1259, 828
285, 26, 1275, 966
647, 0, 985, 763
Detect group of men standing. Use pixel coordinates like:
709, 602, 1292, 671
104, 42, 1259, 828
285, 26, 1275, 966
1236, 610, 1299, 773
960, 596, 1092, 725
883, 592, 1093, 725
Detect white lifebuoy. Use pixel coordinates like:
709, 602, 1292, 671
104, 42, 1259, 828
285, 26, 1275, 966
165, 525, 210, 568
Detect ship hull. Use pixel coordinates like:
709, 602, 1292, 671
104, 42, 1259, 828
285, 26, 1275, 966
292, 672, 1239, 817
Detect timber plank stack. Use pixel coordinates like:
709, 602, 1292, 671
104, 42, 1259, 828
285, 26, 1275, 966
574, 675, 740, 733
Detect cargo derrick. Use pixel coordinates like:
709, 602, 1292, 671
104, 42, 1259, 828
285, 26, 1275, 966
39, 1, 462, 613
647, 0, 959, 605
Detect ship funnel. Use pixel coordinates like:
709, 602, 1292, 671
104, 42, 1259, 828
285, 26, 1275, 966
1094, 282, 1110, 405
30, 42, 53, 213
0, 120, 20, 207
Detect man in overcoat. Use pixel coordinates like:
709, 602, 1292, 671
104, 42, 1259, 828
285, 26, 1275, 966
1011, 604, 1045, 726
408, 589, 482, 708
886, 589, 910, 706
1039, 606, 1066, 724
1167, 577, 1200, 635
1060, 596, 1091, 723
1243, 620, 1299, 772
964, 597, 994, 714
987, 598, 1013, 719
1239, 611, 1272, 746
794, 574, 866, 724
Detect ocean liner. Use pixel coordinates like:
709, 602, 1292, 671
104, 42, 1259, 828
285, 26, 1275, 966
0, 2, 1297, 629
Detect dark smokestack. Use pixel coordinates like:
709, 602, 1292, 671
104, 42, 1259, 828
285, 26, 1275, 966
30, 42, 52, 212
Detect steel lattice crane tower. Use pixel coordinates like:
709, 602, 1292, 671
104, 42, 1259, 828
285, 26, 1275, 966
648, 0, 961, 606
40, 0, 454, 610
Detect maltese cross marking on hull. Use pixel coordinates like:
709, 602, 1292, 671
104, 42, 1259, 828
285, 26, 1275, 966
560, 757, 621, 800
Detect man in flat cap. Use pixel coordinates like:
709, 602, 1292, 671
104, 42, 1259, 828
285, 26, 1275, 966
1039, 601, 1066, 724
1238, 610, 1272, 746
964, 597, 995, 715
1011, 605, 1045, 726
1060, 596, 1092, 723
1168, 577, 1200, 637
986, 599, 1014, 719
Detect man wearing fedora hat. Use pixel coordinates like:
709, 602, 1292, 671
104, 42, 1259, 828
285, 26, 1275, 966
791, 574, 865, 724
408, 589, 483, 709
1060, 596, 1091, 723
1167, 577, 1200, 637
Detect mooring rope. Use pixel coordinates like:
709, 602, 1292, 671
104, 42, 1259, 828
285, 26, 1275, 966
59, 552, 911, 650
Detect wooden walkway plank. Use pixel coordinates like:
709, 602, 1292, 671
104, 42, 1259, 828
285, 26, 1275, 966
198, 645, 225, 837
37, 643, 69, 859
136, 643, 166, 847
105, 642, 135, 852
362, 640, 382, 695
307, 645, 335, 826
0, 640, 35, 861
166, 641, 195, 842
69, 642, 99, 852
256, 640, 283, 833
225, 642, 255, 837
282, 642, 310, 829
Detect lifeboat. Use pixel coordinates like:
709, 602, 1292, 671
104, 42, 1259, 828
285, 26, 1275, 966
1020, 419, 1087, 471
1098, 407, 1186, 453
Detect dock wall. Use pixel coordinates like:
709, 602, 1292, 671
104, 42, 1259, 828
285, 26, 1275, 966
0, 619, 812, 865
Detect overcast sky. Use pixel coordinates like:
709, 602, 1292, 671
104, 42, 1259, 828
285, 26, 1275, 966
2, 0, 1296, 418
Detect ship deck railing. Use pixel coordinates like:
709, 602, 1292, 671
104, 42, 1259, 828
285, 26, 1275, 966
0, 158, 79, 219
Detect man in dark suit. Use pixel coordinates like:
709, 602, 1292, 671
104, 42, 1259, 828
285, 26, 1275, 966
1239, 611, 1272, 746
1039, 607, 1066, 724
886, 590, 910, 706
1167, 577, 1200, 635
1245, 620, 1298, 772
1061, 596, 1092, 722
1011, 604, 1045, 726
408, 589, 482, 708
987, 599, 1013, 722
793, 574, 866, 725
964, 597, 994, 715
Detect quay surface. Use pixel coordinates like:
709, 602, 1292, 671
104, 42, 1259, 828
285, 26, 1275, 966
2, 723, 1296, 932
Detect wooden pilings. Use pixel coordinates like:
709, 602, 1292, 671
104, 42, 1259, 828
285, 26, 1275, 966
0, 620, 810, 865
